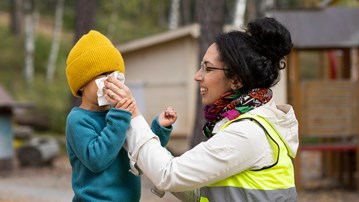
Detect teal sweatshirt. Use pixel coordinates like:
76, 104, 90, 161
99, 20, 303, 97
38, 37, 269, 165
66, 107, 171, 202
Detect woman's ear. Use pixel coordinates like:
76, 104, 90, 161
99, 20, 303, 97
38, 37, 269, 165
230, 79, 242, 90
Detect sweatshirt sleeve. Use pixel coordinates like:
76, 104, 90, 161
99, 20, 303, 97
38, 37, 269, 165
150, 116, 172, 147
66, 108, 131, 173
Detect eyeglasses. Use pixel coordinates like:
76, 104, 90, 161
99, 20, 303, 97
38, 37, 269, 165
200, 61, 228, 77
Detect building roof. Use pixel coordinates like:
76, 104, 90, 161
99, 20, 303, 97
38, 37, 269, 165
0, 85, 14, 107
117, 24, 200, 53
0, 85, 34, 109
273, 7, 359, 49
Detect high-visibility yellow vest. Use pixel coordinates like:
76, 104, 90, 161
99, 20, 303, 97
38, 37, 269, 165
200, 114, 297, 202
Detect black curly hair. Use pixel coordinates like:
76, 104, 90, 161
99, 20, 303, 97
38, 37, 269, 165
215, 17, 293, 92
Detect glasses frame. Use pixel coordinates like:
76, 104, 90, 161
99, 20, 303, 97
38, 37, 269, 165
200, 61, 229, 78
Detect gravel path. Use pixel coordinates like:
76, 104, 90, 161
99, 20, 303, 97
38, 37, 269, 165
0, 156, 179, 202
1, 153, 359, 202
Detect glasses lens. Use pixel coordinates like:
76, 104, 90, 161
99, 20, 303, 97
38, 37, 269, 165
201, 61, 206, 77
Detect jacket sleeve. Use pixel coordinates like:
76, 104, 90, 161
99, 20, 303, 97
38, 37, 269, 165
126, 115, 271, 192
150, 116, 172, 147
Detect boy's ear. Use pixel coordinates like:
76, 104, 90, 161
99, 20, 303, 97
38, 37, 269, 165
78, 88, 83, 96
230, 78, 242, 90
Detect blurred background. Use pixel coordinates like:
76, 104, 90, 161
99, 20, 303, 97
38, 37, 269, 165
0, 0, 359, 201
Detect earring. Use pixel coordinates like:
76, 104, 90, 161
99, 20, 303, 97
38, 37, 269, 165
232, 83, 242, 90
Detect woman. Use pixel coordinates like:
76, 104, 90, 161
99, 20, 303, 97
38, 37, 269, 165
106, 17, 298, 202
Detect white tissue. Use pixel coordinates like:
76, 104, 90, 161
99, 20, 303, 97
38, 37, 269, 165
95, 71, 125, 106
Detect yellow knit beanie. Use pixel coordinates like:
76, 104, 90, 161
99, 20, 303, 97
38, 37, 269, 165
66, 30, 125, 96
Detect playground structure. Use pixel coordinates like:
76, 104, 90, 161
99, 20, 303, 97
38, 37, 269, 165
274, 7, 359, 190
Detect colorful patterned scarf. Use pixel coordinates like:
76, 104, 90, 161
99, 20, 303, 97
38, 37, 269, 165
203, 88, 272, 138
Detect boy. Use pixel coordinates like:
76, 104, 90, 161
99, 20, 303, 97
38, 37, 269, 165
65, 30, 176, 202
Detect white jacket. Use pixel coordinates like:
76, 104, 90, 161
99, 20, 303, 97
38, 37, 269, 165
125, 98, 299, 194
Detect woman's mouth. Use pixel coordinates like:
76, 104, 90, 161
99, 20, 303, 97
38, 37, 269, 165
200, 87, 207, 95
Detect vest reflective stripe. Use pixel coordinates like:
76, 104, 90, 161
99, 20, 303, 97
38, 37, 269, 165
200, 186, 297, 202
200, 114, 297, 202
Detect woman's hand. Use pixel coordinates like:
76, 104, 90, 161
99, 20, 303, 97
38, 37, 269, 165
103, 77, 141, 117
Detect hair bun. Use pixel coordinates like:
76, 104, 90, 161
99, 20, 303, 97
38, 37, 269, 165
247, 17, 293, 61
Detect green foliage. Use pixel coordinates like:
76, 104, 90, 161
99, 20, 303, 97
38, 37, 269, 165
0, 25, 72, 134
0, 1, 9, 11
0, 0, 176, 135
62, 8, 75, 31
0, 29, 24, 87
277, 0, 303, 9
34, 33, 51, 74
96, 0, 171, 43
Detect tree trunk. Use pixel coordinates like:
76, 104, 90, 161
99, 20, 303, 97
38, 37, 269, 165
46, 0, 65, 83
9, 0, 24, 38
23, 0, 36, 86
180, 0, 193, 26
17, 137, 59, 167
190, 0, 226, 147
169, 0, 180, 30
247, 0, 274, 20
233, 0, 247, 27
70, 0, 96, 107
106, 0, 118, 40
74, 0, 96, 42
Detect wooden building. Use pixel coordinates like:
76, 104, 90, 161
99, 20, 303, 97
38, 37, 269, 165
274, 6, 359, 189
117, 24, 288, 154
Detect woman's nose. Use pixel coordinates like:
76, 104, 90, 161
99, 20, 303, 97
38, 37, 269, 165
194, 68, 203, 81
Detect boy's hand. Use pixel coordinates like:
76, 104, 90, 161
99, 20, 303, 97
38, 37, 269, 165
158, 106, 177, 127
104, 77, 141, 117
114, 98, 136, 113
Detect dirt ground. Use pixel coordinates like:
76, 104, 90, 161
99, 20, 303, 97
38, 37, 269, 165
0, 155, 179, 202
1, 152, 359, 202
